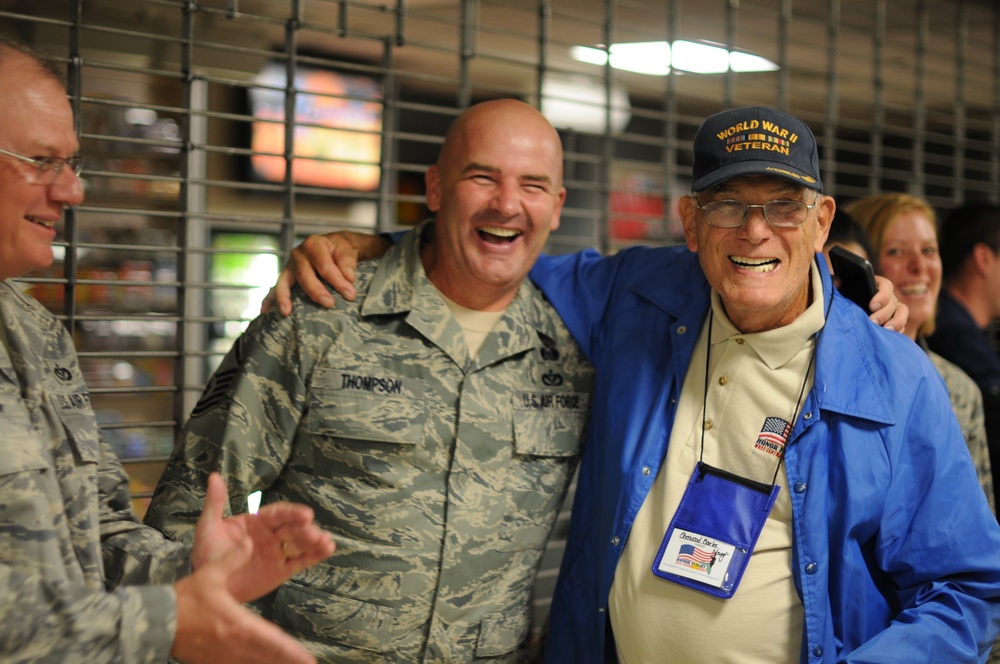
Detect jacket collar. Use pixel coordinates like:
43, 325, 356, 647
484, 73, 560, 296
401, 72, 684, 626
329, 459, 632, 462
630, 247, 895, 426
810, 255, 895, 426
629, 247, 712, 322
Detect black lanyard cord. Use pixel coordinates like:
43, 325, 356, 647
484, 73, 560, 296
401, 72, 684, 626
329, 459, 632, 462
699, 309, 819, 488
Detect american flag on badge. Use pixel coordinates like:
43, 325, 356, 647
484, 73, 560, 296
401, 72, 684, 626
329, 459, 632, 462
677, 544, 717, 572
755, 416, 790, 457
678, 544, 715, 563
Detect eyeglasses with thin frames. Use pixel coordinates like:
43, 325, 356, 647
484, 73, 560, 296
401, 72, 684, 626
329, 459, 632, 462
693, 195, 819, 228
0, 147, 83, 186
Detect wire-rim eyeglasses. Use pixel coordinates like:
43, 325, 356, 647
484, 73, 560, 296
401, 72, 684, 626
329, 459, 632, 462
693, 196, 819, 228
0, 146, 83, 185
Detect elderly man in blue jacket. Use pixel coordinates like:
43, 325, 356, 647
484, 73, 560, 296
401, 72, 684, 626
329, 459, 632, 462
530, 106, 1000, 662
273, 105, 1000, 662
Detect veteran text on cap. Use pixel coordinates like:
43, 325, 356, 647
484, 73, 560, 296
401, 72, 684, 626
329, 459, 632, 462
691, 106, 823, 193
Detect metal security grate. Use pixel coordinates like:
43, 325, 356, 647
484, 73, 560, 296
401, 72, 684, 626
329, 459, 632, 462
4, 0, 1000, 651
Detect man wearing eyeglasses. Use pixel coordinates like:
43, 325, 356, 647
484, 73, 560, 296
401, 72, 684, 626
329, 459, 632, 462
276, 105, 1000, 662
0, 148, 83, 183
0, 36, 334, 664
531, 106, 1000, 662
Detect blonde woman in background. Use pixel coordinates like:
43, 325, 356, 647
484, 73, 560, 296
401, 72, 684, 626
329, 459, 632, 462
846, 193, 995, 513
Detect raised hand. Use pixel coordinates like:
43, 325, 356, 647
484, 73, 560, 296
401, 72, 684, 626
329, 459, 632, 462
190, 473, 335, 603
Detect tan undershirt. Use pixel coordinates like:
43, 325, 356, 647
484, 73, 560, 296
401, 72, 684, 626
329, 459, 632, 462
437, 290, 506, 357
609, 264, 825, 663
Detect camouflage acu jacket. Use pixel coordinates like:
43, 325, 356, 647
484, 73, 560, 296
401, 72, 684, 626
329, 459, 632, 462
926, 345, 995, 514
146, 222, 595, 662
0, 280, 188, 663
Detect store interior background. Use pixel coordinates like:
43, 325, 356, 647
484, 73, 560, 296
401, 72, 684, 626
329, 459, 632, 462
3, 0, 1000, 643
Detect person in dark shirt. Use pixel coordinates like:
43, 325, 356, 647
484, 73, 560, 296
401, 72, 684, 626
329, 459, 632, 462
927, 202, 1000, 512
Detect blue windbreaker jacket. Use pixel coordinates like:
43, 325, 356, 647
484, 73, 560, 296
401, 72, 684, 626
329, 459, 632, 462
530, 245, 1000, 663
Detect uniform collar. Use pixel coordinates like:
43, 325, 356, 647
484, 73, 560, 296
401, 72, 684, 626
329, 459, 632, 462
362, 219, 562, 369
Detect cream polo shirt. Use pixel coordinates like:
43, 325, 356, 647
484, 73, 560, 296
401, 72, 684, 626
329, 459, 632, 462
609, 264, 825, 663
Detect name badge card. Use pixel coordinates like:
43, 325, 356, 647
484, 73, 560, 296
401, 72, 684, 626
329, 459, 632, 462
651, 462, 779, 599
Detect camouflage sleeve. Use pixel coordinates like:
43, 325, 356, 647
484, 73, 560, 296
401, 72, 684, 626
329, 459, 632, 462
0, 284, 180, 662
962, 386, 995, 516
0, 562, 176, 663
99, 432, 191, 587
0, 433, 177, 662
930, 350, 996, 515
145, 306, 310, 544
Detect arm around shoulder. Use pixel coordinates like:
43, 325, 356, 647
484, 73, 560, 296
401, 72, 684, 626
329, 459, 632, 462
266, 230, 392, 316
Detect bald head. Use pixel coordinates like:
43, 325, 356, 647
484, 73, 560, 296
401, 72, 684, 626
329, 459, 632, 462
0, 36, 64, 86
0, 38, 81, 282
422, 98, 566, 311
437, 99, 564, 189
0, 46, 71, 132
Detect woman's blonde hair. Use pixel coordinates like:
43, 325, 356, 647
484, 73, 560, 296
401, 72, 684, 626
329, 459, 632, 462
844, 193, 938, 337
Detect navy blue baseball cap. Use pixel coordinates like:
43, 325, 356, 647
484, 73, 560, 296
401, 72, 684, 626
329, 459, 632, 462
691, 106, 823, 193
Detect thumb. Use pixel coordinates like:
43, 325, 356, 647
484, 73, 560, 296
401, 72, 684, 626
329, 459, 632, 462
192, 473, 254, 575
200, 472, 228, 525
260, 287, 277, 314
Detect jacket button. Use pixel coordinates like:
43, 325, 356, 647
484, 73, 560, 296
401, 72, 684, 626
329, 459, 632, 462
812, 645, 823, 657
677, 325, 687, 334
642, 466, 651, 476
803, 412, 812, 420
794, 482, 807, 494
611, 536, 620, 546
805, 562, 818, 575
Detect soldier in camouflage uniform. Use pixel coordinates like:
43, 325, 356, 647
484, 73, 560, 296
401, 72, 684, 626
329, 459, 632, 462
145, 100, 594, 662
926, 347, 995, 513
0, 37, 333, 664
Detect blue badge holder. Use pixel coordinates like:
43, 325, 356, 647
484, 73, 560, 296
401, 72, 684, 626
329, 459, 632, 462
651, 461, 780, 599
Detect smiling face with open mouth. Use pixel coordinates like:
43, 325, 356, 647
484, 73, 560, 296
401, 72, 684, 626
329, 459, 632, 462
421, 99, 566, 312
680, 176, 834, 333
0, 51, 84, 282
876, 209, 941, 340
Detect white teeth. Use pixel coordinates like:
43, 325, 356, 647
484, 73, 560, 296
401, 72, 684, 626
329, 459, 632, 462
901, 284, 928, 295
731, 256, 778, 272
479, 226, 520, 238
27, 217, 55, 229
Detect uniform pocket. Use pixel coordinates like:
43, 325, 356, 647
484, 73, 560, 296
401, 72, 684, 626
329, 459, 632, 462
51, 394, 101, 465
478, 392, 588, 553
512, 391, 589, 457
0, 387, 48, 474
272, 581, 399, 652
309, 367, 428, 445
309, 391, 427, 445
0, 396, 53, 567
0, 429, 48, 476
475, 608, 531, 657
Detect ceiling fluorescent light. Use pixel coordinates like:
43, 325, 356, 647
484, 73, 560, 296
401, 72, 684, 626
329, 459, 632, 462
610, 42, 671, 76
729, 50, 780, 73
671, 41, 730, 73
570, 41, 778, 76
569, 45, 609, 67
